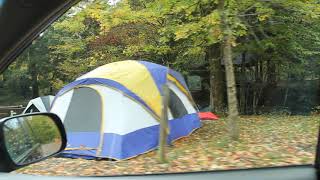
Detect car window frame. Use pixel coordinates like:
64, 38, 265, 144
0, 0, 319, 175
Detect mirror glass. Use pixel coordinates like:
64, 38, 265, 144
3, 115, 62, 165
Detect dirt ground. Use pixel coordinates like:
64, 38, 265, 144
13, 115, 319, 176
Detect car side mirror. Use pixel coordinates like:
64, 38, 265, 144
0, 113, 66, 172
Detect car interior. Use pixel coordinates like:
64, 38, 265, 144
0, 0, 320, 180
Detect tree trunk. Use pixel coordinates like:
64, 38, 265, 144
31, 70, 39, 98
239, 52, 246, 114
259, 60, 263, 81
207, 45, 225, 114
267, 59, 277, 86
219, 0, 240, 140
252, 61, 259, 114
28, 52, 39, 98
159, 84, 169, 163
318, 79, 320, 105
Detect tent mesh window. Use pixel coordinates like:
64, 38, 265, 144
63, 87, 102, 132
169, 89, 188, 119
25, 104, 40, 113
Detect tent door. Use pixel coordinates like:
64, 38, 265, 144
63, 87, 104, 156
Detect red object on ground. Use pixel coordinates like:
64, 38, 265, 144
198, 112, 219, 120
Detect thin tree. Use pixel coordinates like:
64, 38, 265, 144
218, 0, 240, 140
159, 70, 170, 163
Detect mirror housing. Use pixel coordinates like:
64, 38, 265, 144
0, 113, 66, 172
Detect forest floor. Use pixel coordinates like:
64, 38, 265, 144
14, 115, 319, 176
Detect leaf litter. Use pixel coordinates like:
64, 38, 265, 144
14, 115, 320, 176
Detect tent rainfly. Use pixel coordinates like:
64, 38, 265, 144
23, 95, 54, 114
50, 60, 201, 160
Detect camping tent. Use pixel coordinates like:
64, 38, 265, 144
50, 60, 201, 160
23, 95, 54, 114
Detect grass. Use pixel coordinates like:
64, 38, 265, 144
14, 115, 320, 176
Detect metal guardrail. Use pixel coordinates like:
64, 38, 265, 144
0, 106, 25, 118
0, 105, 24, 109
15, 143, 41, 164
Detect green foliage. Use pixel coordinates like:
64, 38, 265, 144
0, 0, 319, 110
28, 115, 61, 144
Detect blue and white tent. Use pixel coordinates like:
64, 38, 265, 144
50, 60, 201, 160
23, 95, 54, 114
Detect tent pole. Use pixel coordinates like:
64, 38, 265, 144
91, 87, 105, 158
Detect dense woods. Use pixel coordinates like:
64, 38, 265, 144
0, 0, 319, 117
